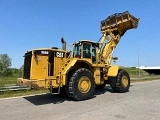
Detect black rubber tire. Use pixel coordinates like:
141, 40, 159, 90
112, 70, 130, 93
67, 68, 95, 100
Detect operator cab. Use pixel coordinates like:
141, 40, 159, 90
73, 40, 97, 63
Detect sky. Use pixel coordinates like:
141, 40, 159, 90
0, 0, 160, 68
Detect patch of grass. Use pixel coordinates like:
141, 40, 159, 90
0, 76, 49, 99
0, 77, 17, 87
0, 89, 48, 98
123, 67, 147, 77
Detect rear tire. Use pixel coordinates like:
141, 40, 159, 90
67, 68, 95, 100
111, 70, 130, 93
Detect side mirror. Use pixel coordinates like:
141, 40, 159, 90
112, 57, 118, 61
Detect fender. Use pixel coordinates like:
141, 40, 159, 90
63, 59, 78, 74
107, 66, 120, 77
107, 66, 120, 88
62, 58, 93, 85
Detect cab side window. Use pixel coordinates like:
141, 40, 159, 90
74, 44, 81, 58
92, 45, 96, 63
83, 43, 91, 58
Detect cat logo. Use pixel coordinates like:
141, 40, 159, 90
56, 52, 64, 58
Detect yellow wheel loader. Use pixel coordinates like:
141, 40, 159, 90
17, 11, 139, 100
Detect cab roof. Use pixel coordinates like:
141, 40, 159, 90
74, 40, 97, 45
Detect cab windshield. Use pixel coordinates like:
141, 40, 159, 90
73, 42, 96, 63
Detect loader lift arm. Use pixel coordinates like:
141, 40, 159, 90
97, 11, 139, 66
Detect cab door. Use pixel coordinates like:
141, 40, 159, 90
83, 43, 91, 58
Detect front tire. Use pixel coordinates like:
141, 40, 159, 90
67, 68, 95, 100
111, 70, 130, 93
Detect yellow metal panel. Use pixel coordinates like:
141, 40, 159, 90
54, 57, 61, 75
54, 57, 66, 75
93, 67, 101, 84
45, 76, 60, 88
63, 58, 77, 74
30, 55, 48, 79
61, 59, 77, 85
107, 66, 119, 77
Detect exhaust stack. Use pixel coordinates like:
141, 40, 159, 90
61, 37, 66, 51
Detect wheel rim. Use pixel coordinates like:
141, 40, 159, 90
121, 75, 128, 88
78, 76, 91, 93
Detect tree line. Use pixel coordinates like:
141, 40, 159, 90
0, 54, 22, 77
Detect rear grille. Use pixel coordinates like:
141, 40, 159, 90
23, 51, 32, 79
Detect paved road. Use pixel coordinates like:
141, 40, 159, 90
0, 80, 160, 120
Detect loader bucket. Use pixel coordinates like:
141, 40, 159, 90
101, 11, 139, 36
